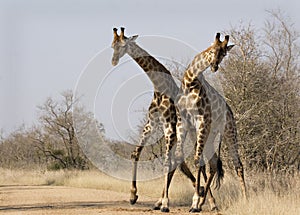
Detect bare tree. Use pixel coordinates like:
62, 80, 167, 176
32, 91, 98, 170
220, 12, 300, 174
0, 126, 45, 169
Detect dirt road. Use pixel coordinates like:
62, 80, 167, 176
0, 185, 218, 214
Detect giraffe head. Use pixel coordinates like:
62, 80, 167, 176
111, 27, 138, 66
206, 33, 234, 72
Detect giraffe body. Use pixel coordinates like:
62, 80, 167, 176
111, 29, 246, 212
111, 28, 198, 210
173, 33, 246, 212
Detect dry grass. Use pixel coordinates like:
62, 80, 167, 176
224, 190, 299, 215
217, 172, 300, 215
0, 168, 68, 185
0, 168, 299, 214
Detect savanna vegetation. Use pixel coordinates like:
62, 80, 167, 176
0, 11, 299, 214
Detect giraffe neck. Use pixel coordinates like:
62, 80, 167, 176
182, 52, 210, 89
126, 42, 179, 100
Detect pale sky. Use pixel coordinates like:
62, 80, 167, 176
0, 0, 299, 140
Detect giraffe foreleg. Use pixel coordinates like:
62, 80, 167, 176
153, 161, 195, 211
153, 168, 176, 210
130, 119, 155, 205
190, 166, 202, 213
174, 112, 187, 166
190, 115, 211, 213
159, 121, 177, 212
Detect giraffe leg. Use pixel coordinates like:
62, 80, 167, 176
190, 166, 203, 213
154, 147, 198, 210
155, 110, 188, 211
160, 120, 177, 212
198, 165, 217, 210
179, 161, 196, 186
236, 163, 247, 199
175, 112, 203, 213
199, 135, 223, 211
224, 112, 247, 199
156, 123, 196, 209
200, 165, 218, 211
190, 115, 211, 213
178, 129, 197, 187
153, 161, 195, 210
199, 152, 224, 211
174, 112, 188, 166
176, 129, 202, 195
153, 167, 176, 210
130, 118, 157, 205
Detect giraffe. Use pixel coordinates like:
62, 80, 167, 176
155, 33, 247, 213
110, 27, 198, 209
111, 28, 224, 212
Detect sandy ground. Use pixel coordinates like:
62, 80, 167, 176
0, 185, 220, 215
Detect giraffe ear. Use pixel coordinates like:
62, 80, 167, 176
113, 28, 119, 41
214, 33, 221, 44
227, 45, 235, 52
129, 35, 138, 42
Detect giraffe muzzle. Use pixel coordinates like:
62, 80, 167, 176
112, 59, 119, 66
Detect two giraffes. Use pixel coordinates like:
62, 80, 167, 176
111, 27, 247, 213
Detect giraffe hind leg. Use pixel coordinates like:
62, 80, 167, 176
223, 126, 247, 199
179, 161, 196, 185
179, 160, 206, 198
199, 152, 224, 211
198, 164, 217, 211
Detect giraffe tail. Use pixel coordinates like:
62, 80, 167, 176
214, 140, 224, 190
214, 157, 224, 190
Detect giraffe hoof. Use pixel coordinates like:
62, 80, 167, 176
211, 206, 219, 211
189, 208, 201, 213
129, 195, 138, 205
161, 207, 170, 213
152, 206, 160, 210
